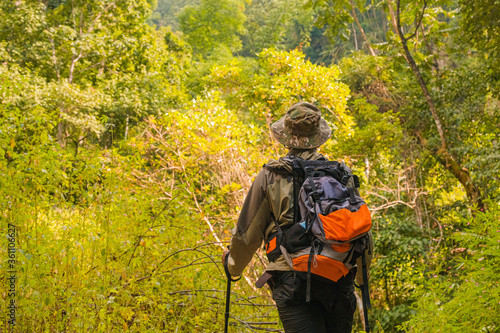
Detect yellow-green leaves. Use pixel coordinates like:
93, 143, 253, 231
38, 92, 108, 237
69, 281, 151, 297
207, 49, 351, 135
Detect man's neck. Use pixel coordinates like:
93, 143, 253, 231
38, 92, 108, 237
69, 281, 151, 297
287, 148, 318, 157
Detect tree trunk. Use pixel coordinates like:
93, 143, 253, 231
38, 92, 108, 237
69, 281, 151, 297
353, 22, 359, 51
387, 0, 484, 210
125, 116, 129, 141
57, 111, 65, 148
349, 0, 376, 56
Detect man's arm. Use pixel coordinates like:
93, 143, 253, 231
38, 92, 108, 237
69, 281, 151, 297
226, 169, 271, 277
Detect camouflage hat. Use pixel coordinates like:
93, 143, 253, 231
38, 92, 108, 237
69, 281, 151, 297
271, 102, 331, 149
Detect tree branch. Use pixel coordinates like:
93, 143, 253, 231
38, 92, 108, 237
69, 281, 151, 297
68, 52, 84, 84
87, 3, 116, 34
396, 0, 403, 40
396, 0, 427, 42
48, 36, 60, 82
406, 0, 428, 42
393, 0, 446, 150
127, 198, 175, 266
349, 0, 376, 56
75, 58, 114, 75
122, 247, 224, 289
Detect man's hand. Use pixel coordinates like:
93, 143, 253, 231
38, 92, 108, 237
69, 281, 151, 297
222, 250, 241, 282
222, 250, 229, 267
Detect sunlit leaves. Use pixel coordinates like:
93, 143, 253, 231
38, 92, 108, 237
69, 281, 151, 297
207, 49, 351, 133
179, 0, 247, 57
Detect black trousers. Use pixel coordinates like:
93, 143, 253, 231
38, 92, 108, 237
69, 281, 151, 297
269, 271, 356, 333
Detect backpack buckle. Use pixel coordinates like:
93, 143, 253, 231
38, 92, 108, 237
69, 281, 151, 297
307, 177, 320, 202
352, 175, 360, 188
341, 174, 350, 186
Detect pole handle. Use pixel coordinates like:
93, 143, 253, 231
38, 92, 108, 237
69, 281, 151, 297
224, 252, 241, 282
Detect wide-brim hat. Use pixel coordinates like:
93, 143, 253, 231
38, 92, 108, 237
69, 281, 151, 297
271, 102, 332, 149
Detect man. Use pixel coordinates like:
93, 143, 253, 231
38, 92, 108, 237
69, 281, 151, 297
222, 102, 372, 333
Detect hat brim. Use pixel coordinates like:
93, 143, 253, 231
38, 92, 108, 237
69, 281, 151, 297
270, 116, 332, 149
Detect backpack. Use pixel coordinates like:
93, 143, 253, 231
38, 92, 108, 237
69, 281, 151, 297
263, 156, 372, 327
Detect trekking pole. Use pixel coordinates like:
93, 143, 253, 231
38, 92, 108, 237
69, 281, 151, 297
361, 251, 371, 333
354, 252, 371, 333
361, 285, 370, 333
224, 252, 240, 333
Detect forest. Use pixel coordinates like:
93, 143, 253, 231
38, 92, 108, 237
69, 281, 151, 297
0, 0, 499, 331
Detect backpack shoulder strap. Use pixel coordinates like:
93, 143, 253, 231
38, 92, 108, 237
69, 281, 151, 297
262, 155, 303, 175
339, 161, 360, 188
262, 163, 291, 175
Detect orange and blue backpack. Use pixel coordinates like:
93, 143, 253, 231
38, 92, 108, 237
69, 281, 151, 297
264, 156, 373, 331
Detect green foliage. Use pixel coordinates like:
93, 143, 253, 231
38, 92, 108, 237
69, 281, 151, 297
308, 0, 355, 40
401, 202, 500, 332
147, 0, 199, 30
0, 82, 280, 330
307, 0, 389, 62
339, 52, 397, 112
178, 0, 247, 57
239, 0, 315, 57
2, 0, 500, 331
438, 63, 500, 199
207, 49, 350, 127
370, 214, 428, 331
459, 0, 500, 78
0, 0, 189, 146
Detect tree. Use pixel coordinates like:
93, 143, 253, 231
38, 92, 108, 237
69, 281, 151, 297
178, 0, 247, 57
205, 49, 351, 130
310, 0, 489, 209
239, 0, 315, 57
385, 0, 484, 209
459, 0, 500, 93
147, 0, 199, 30
0, 0, 188, 148
459, 0, 500, 68
308, 0, 384, 56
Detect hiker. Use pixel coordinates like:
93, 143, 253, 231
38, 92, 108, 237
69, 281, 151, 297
222, 102, 373, 333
